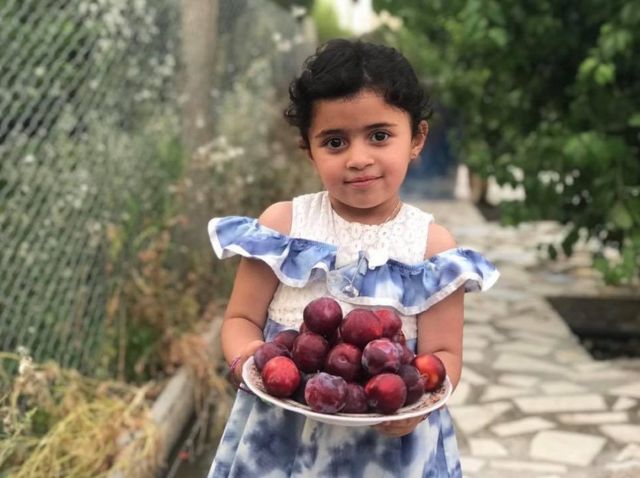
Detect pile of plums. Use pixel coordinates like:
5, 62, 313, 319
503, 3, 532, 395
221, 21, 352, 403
253, 297, 447, 415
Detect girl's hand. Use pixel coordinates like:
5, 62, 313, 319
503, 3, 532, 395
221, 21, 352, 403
229, 339, 264, 387
373, 414, 429, 438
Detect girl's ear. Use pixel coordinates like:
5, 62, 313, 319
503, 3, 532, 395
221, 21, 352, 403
305, 146, 315, 163
299, 137, 315, 163
410, 120, 429, 161
305, 147, 318, 172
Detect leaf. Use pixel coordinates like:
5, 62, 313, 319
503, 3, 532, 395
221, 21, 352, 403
628, 113, 640, 128
622, 244, 637, 272
610, 202, 633, 230
594, 63, 615, 85
372, 0, 640, 283
592, 254, 608, 274
487, 27, 508, 48
578, 57, 598, 79
561, 227, 580, 256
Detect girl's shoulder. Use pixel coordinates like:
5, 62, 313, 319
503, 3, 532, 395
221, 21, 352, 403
425, 222, 457, 259
260, 192, 326, 238
258, 201, 292, 235
397, 202, 456, 260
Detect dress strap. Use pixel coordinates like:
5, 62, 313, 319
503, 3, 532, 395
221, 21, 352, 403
414, 207, 435, 260
291, 192, 332, 242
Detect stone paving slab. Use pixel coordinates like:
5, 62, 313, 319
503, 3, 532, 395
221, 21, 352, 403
416, 200, 640, 478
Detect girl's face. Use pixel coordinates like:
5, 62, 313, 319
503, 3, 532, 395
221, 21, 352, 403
306, 89, 427, 223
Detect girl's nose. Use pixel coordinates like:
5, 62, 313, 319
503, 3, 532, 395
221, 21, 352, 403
345, 143, 374, 169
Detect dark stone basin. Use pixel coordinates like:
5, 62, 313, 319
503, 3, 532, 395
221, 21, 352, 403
547, 295, 640, 360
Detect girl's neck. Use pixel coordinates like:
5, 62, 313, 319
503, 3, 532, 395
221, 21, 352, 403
328, 195, 403, 226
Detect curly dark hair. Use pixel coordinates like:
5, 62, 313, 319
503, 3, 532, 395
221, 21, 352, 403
284, 39, 432, 148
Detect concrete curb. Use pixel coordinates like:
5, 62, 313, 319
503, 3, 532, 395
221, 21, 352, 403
108, 317, 222, 477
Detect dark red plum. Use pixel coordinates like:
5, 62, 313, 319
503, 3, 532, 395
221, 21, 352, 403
292, 332, 330, 373
397, 343, 415, 365
272, 329, 299, 352
326, 326, 341, 346
324, 342, 362, 382
261, 356, 301, 398
342, 383, 369, 413
373, 309, 403, 338
412, 353, 447, 392
254, 342, 291, 371
303, 297, 343, 338
364, 373, 407, 414
362, 338, 402, 375
340, 309, 383, 349
304, 372, 348, 414
291, 373, 310, 405
397, 364, 424, 406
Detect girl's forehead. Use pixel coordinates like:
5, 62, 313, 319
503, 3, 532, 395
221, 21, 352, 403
314, 89, 384, 110
310, 90, 410, 130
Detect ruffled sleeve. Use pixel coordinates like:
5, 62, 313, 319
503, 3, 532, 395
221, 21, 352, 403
208, 216, 336, 287
325, 248, 499, 315
208, 216, 499, 315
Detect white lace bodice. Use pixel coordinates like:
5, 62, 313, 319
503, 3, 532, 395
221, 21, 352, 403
267, 191, 434, 339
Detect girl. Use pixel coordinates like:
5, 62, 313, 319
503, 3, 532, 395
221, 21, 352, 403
207, 39, 498, 478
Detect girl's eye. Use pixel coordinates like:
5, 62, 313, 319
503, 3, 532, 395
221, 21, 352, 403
324, 138, 345, 149
371, 131, 390, 142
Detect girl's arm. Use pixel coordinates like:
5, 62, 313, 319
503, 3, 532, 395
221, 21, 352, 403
376, 223, 463, 438
221, 201, 292, 382
417, 223, 464, 390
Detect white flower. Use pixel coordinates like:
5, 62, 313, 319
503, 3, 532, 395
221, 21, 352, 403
18, 356, 34, 375
277, 40, 292, 52
291, 6, 307, 19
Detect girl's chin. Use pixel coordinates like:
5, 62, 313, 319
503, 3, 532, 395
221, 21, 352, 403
332, 196, 393, 213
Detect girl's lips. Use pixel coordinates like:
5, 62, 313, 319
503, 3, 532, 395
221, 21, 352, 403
345, 177, 380, 188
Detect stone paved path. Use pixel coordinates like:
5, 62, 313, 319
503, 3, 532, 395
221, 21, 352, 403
416, 200, 640, 478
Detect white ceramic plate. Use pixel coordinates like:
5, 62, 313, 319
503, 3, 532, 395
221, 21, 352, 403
242, 356, 452, 427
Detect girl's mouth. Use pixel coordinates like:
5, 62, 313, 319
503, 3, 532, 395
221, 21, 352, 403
345, 176, 381, 188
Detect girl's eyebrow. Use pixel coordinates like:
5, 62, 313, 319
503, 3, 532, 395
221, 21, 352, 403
314, 122, 397, 139
365, 122, 397, 130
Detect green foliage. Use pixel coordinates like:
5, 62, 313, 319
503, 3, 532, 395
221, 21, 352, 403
0, 0, 180, 374
374, 0, 640, 283
1, 0, 316, 382
312, 0, 353, 43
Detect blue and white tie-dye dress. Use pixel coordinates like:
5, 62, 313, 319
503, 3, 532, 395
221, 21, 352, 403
206, 191, 499, 478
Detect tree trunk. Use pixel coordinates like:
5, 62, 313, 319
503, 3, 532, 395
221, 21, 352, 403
179, 0, 218, 256
180, 0, 218, 154
468, 170, 489, 205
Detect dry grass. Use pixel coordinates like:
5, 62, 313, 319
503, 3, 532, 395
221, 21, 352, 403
162, 311, 235, 457
1, 311, 236, 478
0, 352, 161, 478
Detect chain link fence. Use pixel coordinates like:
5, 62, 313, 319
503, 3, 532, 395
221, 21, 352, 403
0, 0, 315, 375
